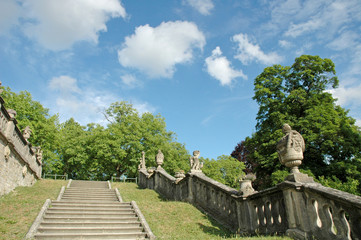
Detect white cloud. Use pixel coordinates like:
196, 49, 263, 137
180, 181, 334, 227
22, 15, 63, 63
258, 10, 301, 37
327, 31, 358, 51
47, 75, 154, 125
285, 19, 323, 37
184, 0, 214, 15
205, 46, 247, 86
49, 76, 81, 94
278, 40, 292, 48
118, 21, 206, 78
232, 33, 283, 65
328, 83, 361, 107
282, 0, 361, 38
120, 74, 142, 88
23, 0, 126, 51
0, 0, 20, 34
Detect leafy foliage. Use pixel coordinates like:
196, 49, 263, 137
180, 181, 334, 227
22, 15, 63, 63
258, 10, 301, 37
235, 55, 361, 193
1, 87, 61, 174
202, 155, 245, 188
1, 86, 190, 180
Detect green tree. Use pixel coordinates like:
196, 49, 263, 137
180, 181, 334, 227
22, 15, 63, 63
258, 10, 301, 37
102, 101, 190, 178
240, 55, 361, 192
203, 155, 245, 188
1, 86, 61, 174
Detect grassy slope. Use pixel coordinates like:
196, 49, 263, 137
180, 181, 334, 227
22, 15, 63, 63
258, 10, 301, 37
0, 180, 291, 240
113, 182, 291, 240
0, 179, 67, 240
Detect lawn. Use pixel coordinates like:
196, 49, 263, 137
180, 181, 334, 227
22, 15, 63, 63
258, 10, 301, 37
0, 180, 291, 240
112, 182, 291, 240
0, 179, 67, 240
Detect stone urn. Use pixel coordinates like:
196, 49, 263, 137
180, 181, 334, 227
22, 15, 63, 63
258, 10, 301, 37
155, 150, 164, 169
277, 124, 305, 174
239, 174, 256, 197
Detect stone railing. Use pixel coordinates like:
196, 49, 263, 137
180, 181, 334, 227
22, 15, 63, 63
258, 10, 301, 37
139, 169, 361, 239
0, 96, 42, 196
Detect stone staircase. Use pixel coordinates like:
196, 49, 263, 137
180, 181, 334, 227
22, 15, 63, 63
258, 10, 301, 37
26, 180, 155, 240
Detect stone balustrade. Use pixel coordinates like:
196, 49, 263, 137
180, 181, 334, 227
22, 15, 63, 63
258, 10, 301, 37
139, 168, 361, 239
0, 97, 42, 196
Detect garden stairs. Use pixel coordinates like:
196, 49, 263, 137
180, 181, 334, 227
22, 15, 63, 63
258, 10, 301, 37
28, 180, 154, 240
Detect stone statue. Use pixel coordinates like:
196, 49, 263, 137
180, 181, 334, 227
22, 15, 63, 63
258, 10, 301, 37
277, 124, 313, 183
35, 147, 43, 164
23, 126, 32, 142
155, 149, 164, 169
138, 151, 146, 170
189, 150, 203, 173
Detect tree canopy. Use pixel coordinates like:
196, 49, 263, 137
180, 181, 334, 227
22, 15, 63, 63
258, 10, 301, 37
233, 55, 361, 194
1, 87, 190, 180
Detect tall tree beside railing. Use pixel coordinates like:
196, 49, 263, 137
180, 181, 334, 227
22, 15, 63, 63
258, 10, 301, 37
234, 55, 361, 193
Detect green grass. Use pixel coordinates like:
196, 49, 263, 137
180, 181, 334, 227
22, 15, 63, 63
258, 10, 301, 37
113, 182, 291, 240
0, 179, 68, 240
0, 180, 291, 240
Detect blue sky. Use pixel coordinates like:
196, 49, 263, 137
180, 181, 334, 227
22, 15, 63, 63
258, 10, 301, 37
0, 0, 360, 160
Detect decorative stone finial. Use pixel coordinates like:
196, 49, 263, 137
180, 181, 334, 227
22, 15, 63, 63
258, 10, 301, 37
189, 150, 203, 173
277, 124, 313, 183
239, 174, 256, 197
155, 149, 164, 170
138, 151, 146, 170
23, 126, 32, 142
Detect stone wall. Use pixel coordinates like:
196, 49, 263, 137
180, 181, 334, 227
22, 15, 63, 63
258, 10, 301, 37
0, 97, 42, 196
139, 168, 361, 239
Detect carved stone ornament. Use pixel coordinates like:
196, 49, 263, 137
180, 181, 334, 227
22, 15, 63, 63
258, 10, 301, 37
239, 174, 256, 197
175, 170, 186, 183
23, 126, 32, 142
139, 151, 146, 170
22, 165, 27, 177
277, 124, 305, 173
189, 150, 203, 173
277, 124, 314, 183
4, 145, 10, 160
36, 147, 43, 164
155, 149, 164, 169
7, 109, 17, 119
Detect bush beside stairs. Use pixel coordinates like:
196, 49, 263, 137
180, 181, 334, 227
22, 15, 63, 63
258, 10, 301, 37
26, 180, 156, 240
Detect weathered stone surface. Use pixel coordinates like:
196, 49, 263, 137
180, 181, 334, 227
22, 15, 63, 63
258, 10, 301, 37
189, 150, 203, 173
139, 165, 361, 239
0, 97, 41, 196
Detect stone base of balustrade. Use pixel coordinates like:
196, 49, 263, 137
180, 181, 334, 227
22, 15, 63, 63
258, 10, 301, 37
286, 228, 311, 240
285, 172, 314, 183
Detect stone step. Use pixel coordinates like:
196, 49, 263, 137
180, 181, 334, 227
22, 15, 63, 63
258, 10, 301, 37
51, 202, 131, 208
43, 216, 139, 223
37, 226, 144, 234
48, 207, 133, 212
64, 189, 114, 193
45, 212, 136, 218
39, 221, 142, 228
39, 221, 141, 227
57, 196, 118, 203
61, 193, 117, 198
34, 232, 147, 240
47, 209, 134, 214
